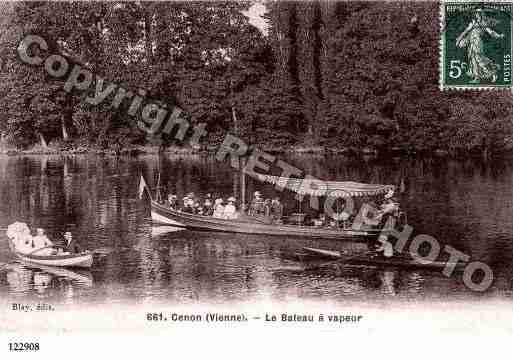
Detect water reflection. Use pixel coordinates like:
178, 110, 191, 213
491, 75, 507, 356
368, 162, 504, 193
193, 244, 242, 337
0, 154, 512, 305
2, 262, 92, 299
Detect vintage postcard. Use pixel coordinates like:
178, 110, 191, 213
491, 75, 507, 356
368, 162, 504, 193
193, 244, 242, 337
1, 0, 512, 357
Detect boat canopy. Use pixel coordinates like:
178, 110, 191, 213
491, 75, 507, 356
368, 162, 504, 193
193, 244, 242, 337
256, 174, 395, 198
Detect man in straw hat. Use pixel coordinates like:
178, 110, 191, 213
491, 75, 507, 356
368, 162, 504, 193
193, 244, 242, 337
59, 231, 81, 254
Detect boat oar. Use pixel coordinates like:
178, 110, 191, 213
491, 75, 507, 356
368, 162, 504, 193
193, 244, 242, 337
300, 247, 371, 271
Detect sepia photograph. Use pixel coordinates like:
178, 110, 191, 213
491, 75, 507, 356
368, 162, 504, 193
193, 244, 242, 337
0, 0, 512, 356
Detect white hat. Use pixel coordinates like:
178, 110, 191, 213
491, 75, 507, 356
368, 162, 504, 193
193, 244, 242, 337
339, 212, 350, 221
228, 196, 236, 202
378, 235, 389, 243
384, 190, 394, 199
254, 191, 261, 197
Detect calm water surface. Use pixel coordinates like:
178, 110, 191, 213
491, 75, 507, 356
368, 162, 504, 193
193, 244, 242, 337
0, 154, 512, 305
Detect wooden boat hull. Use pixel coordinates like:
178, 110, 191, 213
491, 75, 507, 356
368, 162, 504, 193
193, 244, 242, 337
151, 201, 379, 241
14, 251, 93, 268
301, 247, 466, 271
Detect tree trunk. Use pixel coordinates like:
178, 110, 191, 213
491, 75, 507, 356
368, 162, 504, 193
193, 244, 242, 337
232, 106, 238, 134
61, 119, 69, 141
144, 9, 153, 64
39, 132, 48, 148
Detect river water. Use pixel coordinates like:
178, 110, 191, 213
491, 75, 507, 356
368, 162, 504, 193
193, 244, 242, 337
0, 154, 512, 306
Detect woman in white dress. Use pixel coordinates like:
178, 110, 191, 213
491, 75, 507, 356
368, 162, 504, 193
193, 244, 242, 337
212, 198, 225, 218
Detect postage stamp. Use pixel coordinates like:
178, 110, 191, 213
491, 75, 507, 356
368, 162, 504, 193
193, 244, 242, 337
440, 1, 513, 90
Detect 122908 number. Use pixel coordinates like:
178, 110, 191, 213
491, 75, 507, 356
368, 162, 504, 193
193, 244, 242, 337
8, 343, 40, 351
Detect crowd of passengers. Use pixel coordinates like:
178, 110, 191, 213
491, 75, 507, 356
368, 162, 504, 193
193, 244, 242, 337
166, 191, 284, 222
164, 189, 399, 228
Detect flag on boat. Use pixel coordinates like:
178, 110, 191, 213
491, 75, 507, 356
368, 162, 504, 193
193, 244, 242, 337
138, 175, 150, 199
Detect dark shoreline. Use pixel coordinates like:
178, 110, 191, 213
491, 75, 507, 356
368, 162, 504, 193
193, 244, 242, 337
0, 145, 507, 160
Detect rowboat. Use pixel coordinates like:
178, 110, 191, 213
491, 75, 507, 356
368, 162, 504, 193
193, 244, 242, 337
12, 250, 94, 268
300, 247, 467, 271
151, 201, 379, 241
5, 223, 94, 268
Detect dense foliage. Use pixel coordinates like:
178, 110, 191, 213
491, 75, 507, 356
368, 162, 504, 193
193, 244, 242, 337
1, 1, 512, 156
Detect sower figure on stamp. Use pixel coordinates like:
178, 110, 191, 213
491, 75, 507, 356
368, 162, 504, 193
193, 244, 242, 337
456, 8, 504, 83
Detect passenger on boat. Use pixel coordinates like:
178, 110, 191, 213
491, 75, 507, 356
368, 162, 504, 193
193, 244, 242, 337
224, 197, 238, 219
194, 202, 203, 215
376, 235, 394, 258
380, 190, 398, 214
32, 228, 55, 255
59, 231, 82, 254
168, 194, 178, 209
339, 211, 351, 229
182, 197, 195, 213
181, 195, 189, 210
203, 195, 214, 216
263, 199, 272, 216
213, 198, 225, 218
313, 214, 326, 227
249, 191, 265, 215
270, 197, 283, 223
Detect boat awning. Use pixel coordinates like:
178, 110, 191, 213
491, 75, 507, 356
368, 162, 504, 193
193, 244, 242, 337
255, 174, 395, 198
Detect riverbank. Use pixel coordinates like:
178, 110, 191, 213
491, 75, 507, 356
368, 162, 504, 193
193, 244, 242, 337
0, 143, 501, 159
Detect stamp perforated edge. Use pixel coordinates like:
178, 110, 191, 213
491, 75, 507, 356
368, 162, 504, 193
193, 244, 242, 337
439, 0, 513, 91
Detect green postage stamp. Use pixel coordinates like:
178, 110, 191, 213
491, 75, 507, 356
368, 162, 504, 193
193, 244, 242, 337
441, 1, 513, 90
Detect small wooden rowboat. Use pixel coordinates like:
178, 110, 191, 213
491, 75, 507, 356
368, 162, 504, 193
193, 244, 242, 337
301, 247, 466, 271
13, 250, 93, 268
8, 242, 93, 269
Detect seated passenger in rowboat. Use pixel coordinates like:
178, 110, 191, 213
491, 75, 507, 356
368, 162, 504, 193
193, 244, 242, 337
8, 224, 37, 255
7, 225, 55, 256
31, 228, 55, 255
6, 223, 84, 256
56, 231, 82, 254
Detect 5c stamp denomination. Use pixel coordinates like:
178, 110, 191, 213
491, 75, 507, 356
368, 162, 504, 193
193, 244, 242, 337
441, 1, 513, 89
